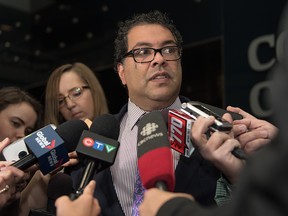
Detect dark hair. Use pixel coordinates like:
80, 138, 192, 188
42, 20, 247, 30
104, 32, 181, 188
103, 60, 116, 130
113, 10, 183, 71
0, 86, 43, 129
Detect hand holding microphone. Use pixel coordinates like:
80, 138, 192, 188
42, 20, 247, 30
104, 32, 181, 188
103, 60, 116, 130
56, 180, 100, 216
11, 119, 88, 175
166, 101, 246, 160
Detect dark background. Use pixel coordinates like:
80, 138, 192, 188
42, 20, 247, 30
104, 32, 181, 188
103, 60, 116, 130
0, 0, 286, 120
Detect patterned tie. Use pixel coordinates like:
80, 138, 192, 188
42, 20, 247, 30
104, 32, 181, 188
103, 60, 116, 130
131, 169, 145, 216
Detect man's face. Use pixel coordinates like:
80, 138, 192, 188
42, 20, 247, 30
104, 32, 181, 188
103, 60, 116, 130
117, 24, 182, 111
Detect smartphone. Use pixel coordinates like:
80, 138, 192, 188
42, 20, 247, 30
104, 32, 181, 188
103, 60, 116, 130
2, 124, 57, 162
2, 137, 29, 161
181, 101, 233, 132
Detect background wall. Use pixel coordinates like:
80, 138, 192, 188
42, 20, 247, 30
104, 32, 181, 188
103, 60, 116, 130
0, 0, 286, 120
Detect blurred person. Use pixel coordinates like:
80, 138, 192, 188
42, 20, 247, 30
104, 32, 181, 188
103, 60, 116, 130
44, 62, 109, 126
0, 86, 43, 143
0, 87, 44, 215
55, 180, 100, 216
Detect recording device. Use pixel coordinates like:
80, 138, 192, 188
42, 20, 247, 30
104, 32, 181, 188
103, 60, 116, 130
181, 101, 233, 132
2, 125, 56, 162
71, 114, 120, 198
11, 120, 88, 174
137, 111, 175, 191
177, 101, 246, 160
198, 101, 243, 121
2, 137, 29, 161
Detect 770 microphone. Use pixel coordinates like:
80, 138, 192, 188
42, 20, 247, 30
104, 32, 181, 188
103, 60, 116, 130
167, 101, 246, 160
71, 114, 120, 198
11, 119, 88, 175
137, 111, 175, 191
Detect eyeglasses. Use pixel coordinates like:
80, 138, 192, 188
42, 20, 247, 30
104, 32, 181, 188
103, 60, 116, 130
123, 46, 181, 63
58, 86, 89, 107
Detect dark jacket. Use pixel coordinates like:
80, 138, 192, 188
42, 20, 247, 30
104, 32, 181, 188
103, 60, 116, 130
156, 136, 288, 216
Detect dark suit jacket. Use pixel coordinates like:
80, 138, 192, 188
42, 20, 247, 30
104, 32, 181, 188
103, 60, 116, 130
68, 97, 221, 215
156, 135, 288, 216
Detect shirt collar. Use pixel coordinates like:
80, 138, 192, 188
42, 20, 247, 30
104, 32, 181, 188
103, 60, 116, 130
126, 97, 182, 130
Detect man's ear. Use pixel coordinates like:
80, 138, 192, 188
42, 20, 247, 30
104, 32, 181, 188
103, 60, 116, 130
117, 63, 127, 85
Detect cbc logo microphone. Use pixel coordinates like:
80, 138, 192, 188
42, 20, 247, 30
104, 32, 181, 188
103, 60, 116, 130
140, 123, 159, 136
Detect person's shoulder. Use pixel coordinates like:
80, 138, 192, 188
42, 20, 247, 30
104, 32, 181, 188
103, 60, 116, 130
114, 103, 128, 121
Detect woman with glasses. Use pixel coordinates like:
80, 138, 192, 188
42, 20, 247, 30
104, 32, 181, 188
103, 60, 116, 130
44, 62, 109, 126
13, 63, 109, 216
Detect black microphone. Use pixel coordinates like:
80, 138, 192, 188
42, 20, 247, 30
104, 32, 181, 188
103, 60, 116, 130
46, 172, 73, 214
12, 120, 88, 175
28, 173, 73, 216
137, 111, 175, 191
71, 114, 120, 199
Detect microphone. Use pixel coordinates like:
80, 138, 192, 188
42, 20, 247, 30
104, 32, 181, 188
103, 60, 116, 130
137, 111, 175, 191
168, 108, 246, 160
46, 172, 73, 214
29, 173, 73, 216
166, 109, 195, 158
72, 114, 120, 198
11, 120, 88, 175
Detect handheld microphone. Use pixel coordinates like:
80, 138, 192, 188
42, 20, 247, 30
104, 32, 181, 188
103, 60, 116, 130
72, 114, 120, 198
137, 111, 175, 191
11, 120, 88, 175
46, 172, 73, 214
168, 108, 247, 160
29, 173, 73, 216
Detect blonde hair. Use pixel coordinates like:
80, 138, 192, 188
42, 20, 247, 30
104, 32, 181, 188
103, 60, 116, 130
44, 62, 109, 125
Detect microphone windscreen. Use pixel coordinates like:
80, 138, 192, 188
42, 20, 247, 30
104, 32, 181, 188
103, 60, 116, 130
47, 172, 73, 199
137, 111, 175, 191
90, 114, 120, 139
47, 172, 73, 213
56, 119, 89, 152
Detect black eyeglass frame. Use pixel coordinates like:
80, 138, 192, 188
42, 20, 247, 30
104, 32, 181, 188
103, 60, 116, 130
123, 46, 182, 63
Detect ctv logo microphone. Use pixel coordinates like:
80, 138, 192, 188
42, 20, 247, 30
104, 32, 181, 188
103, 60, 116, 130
76, 130, 119, 170
82, 137, 116, 153
168, 110, 195, 158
